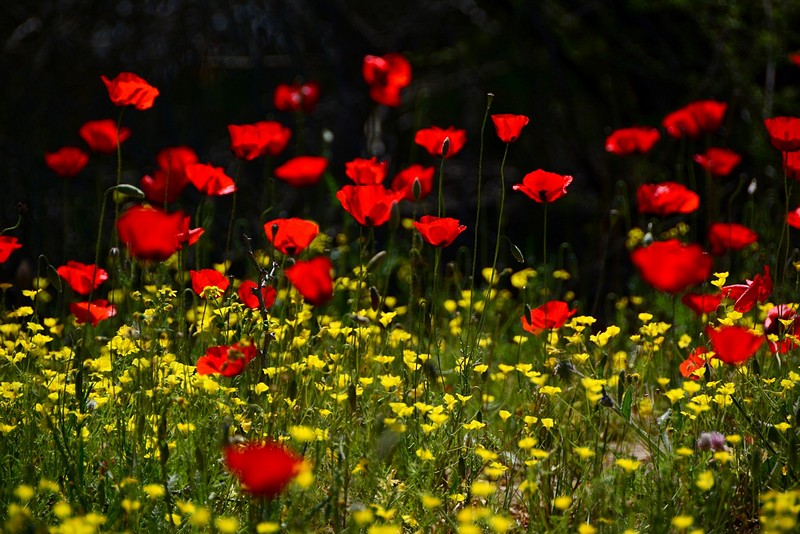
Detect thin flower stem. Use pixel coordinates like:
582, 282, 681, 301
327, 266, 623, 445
224, 162, 242, 276
543, 201, 549, 301
436, 153, 446, 218
112, 108, 125, 248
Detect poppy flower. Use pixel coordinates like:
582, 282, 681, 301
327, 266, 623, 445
413, 215, 466, 247
363, 53, 412, 107
707, 223, 758, 255
56, 261, 108, 295
706, 325, 764, 365
693, 147, 741, 177
196, 341, 257, 376
285, 256, 333, 306
224, 440, 302, 497
190, 269, 230, 298
228, 122, 291, 160
178, 216, 204, 247
663, 100, 727, 138
636, 182, 699, 216
764, 304, 800, 354
491, 114, 530, 143
45, 147, 89, 178
101, 72, 159, 110
604, 126, 660, 156
274, 82, 320, 113
79, 119, 131, 153
0, 236, 22, 263
513, 169, 573, 203
788, 206, 800, 229
141, 146, 198, 203
764, 117, 800, 152
185, 163, 236, 196
784, 151, 800, 181
414, 126, 467, 158
521, 301, 577, 334
680, 292, 722, 316
345, 157, 388, 185
70, 299, 117, 327
336, 185, 401, 227
238, 280, 277, 310
117, 206, 186, 261
630, 239, 712, 294
390, 164, 435, 201
264, 218, 319, 256
274, 156, 328, 187
679, 347, 709, 380
790, 53, 800, 68
721, 265, 772, 313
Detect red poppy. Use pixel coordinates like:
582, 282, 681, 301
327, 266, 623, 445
513, 169, 573, 203
345, 157, 388, 185
784, 151, 800, 181
336, 185, 401, 227
414, 126, 467, 158
679, 347, 709, 380
721, 265, 772, 313
56, 261, 108, 295
764, 117, 800, 152
390, 164, 435, 201
274, 82, 320, 113
264, 218, 319, 255
413, 215, 466, 247
101, 72, 159, 110
141, 146, 198, 203
663, 100, 727, 138
693, 147, 741, 177
604, 126, 660, 156
285, 256, 333, 306
636, 182, 699, 216
116, 206, 186, 261
790, 53, 800, 68
79, 119, 131, 153
520, 301, 577, 334
237, 280, 277, 310
178, 216, 204, 247
706, 325, 764, 365
45, 147, 89, 178
190, 269, 230, 298
630, 239, 712, 294
228, 122, 291, 160
274, 156, 328, 187
363, 53, 412, 107
196, 341, 257, 376
707, 222, 758, 255
185, 163, 236, 196
764, 304, 800, 354
0, 236, 22, 263
788, 206, 800, 229
224, 441, 302, 497
70, 299, 117, 327
680, 292, 722, 316
491, 114, 530, 143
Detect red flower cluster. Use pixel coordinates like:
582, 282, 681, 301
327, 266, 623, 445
764, 116, 800, 152
285, 256, 334, 306
228, 122, 291, 160
264, 218, 319, 256
721, 265, 772, 313
224, 441, 302, 497
363, 53, 411, 107
513, 170, 573, 203
117, 206, 196, 261
693, 147, 741, 177
190, 269, 230, 298
662, 100, 727, 138
274, 82, 320, 113
630, 239, 712, 293
45, 147, 89, 178
390, 165, 434, 201
186, 163, 236, 196
345, 157, 388, 185
491, 114, 530, 143
80, 119, 130, 153
101, 72, 159, 110
336, 185, 401, 227
413, 216, 466, 247
196, 341, 257, 376
707, 222, 758, 255
605, 127, 660, 156
274, 156, 328, 187
0, 236, 22, 263
70, 299, 116, 327
238, 280, 276, 310
679, 347, 709, 380
706, 325, 764, 365
57, 261, 108, 295
521, 301, 576, 334
141, 146, 199, 203
636, 182, 699, 216
414, 126, 467, 158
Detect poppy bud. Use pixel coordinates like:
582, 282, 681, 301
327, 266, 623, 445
389, 201, 400, 231
412, 177, 422, 201
524, 303, 533, 326
510, 241, 524, 263
441, 137, 450, 158
369, 286, 380, 311
486, 92, 495, 106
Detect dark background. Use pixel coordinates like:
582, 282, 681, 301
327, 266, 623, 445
2, 0, 800, 314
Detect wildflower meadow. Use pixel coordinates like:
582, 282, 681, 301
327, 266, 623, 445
3, 8, 800, 533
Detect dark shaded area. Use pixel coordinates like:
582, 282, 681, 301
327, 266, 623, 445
2, 0, 800, 314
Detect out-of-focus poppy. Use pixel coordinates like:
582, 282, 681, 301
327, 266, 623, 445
0, 236, 22, 263
788, 206, 800, 229
224, 441, 302, 497
56, 261, 108, 295
390, 164, 434, 201
706, 325, 764, 365
414, 126, 467, 158
513, 170, 573, 203
178, 216, 204, 247
237, 280, 277, 310
636, 182, 699, 216
70, 299, 116, 327
196, 341, 257, 376
228, 122, 291, 160
491, 114, 530, 143
721, 265, 772, 313
285, 256, 333, 306
764, 117, 800, 152
693, 147, 741, 177
79, 119, 131, 153
45, 147, 89, 178
679, 347, 709, 380
680, 292, 722, 316
336, 185, 401, 227
101, 72, 159, 110
413, 215, 466, 247
274, 82, 320, 113
790, 52, 800, 68
708, 222, 758, 255
264, 218, 319, 256
663, 100, 727, 138
630, 239, 712, 294
117, 206, 186, 261
363, 53, 411, 107
141, 146, 198, 203
185, 163, 236, 196
345, 157, 388, 185
520, 301, 577, 334
274, 156, 328, 187
605, 126, 660, 156
190, 269, 230, 298
784, 151, 800, 181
